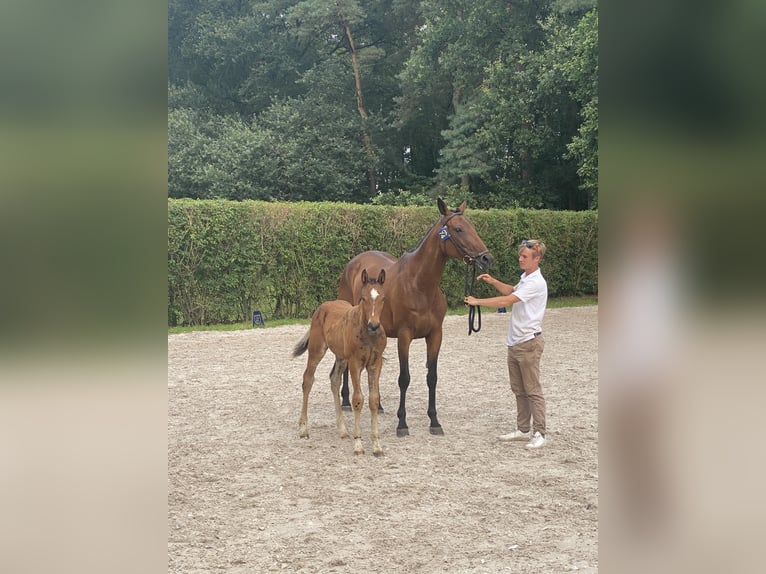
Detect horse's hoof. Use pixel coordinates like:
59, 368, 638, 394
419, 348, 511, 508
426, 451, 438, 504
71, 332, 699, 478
429, 426, 444, 436
341, 405, 352, 412
396, 428, 409, 437
378, 405, 384, 414
373, 450, 384, 457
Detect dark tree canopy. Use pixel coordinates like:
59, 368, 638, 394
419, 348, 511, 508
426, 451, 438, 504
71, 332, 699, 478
169, 0, 598, 210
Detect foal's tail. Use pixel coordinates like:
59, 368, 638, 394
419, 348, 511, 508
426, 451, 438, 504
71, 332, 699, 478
292, 330, 310, 357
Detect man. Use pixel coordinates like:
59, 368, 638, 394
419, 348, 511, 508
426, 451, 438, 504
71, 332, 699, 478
465, 239, 548, 449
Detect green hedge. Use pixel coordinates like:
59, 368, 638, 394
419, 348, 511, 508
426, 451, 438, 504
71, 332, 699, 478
168, 199, 598, 326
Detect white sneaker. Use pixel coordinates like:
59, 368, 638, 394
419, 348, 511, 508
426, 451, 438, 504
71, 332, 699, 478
498, 429, 531, 442
525, 431, 546, 449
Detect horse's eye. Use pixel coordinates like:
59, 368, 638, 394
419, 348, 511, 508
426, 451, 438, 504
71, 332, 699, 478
455, 226, 463, 232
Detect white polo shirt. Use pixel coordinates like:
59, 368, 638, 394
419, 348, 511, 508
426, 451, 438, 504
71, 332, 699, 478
506, 268, 548, 347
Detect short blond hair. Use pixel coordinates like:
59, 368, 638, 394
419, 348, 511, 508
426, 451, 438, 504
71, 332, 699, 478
518, 239, 546, 259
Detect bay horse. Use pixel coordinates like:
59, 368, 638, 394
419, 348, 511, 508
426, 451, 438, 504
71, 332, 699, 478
293, 269, 387, 456
337, 199, 492, 437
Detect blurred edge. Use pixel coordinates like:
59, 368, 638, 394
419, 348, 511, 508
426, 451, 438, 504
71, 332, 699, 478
2, 0, 766, 573
601, 1, 766, 573
0, 2, 167, 574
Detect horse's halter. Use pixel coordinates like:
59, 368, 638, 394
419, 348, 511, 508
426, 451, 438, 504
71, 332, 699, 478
437, 210, 488, 335
437, 211, 490, 264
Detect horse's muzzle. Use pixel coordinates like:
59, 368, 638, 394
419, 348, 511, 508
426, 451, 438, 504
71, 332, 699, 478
367, 322, 381, 333
476, 252, 493, 271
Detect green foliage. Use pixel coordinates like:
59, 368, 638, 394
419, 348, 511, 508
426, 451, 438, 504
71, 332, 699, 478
461, 2, 598, 211
168, 1, 598, 207
168, 108, 268, 200
437, 101, 492, 185
167, 96, 370, 202
559, 9, 599, 207
371, 189, 434, 206
168, 199, 597, 326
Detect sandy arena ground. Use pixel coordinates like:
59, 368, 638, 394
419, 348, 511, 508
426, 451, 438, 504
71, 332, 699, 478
168, 305, 598, 573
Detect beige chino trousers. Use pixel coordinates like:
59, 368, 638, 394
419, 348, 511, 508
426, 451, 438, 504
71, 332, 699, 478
506, 334, 546, 435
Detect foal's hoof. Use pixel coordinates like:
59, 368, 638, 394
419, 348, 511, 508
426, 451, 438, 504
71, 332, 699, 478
373, 450, 384, 458
396, 427, 409, 437
429, 426, 444, 436
378, 404, 384, 414
341, 405, 352, 412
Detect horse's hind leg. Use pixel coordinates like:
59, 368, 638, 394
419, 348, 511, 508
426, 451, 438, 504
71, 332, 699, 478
300, 328, 330, 438
330, 359, 350, 438
299, 350, 324, 438
340, 367, 351, 411
396, 335, 413, 437
425, 330, 444, 435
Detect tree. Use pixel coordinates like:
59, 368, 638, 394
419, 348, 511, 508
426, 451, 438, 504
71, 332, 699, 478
167, 0, 597, 209
398, 0, 557, 197
558, 9, 598, 208
169, 0, 315, 117
459, 2, 597, 209
287, 0, 380, 196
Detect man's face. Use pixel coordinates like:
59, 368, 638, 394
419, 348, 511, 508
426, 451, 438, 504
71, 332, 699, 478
518, 247, 539, 272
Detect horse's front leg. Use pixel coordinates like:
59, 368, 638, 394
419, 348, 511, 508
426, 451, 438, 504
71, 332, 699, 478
367, 362, 383, 456
396, 334, 413, 437
349, 362, 365, 455
330, 359, 349, 438
426, 329, 444, 435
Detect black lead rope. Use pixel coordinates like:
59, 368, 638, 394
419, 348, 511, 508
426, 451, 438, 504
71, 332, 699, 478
465, 261, 481, 335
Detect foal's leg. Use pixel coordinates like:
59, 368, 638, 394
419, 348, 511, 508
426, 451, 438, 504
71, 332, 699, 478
330, 359, 350, 438
425, 328, 444, 435
368, 363, 383, 456
343, 364, 384, 413
299, 343, 326, 438
349, 362, 365, 455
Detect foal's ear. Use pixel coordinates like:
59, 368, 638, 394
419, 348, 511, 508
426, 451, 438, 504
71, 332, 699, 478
437, 197, 447, 215
377, 269, 386, 285
361, 268, 369, 285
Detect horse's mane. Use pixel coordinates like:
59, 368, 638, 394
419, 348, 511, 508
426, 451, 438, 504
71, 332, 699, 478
406, 220, 440, 254
405, 207, 461, 254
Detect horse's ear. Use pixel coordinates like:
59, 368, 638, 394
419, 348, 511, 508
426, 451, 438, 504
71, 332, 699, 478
437, 197, 447, 215
458, 200, 467, 214
361, 268, 369, 285
377, 269, 386, 285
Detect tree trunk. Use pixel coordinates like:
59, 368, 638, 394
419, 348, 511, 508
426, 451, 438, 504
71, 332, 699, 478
340, 14, 377, 197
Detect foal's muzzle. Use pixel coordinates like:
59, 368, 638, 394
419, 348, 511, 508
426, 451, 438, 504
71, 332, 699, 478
367, 321, 381, 333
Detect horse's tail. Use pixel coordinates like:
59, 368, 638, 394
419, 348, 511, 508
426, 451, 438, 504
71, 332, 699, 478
292, 330, 310, 357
